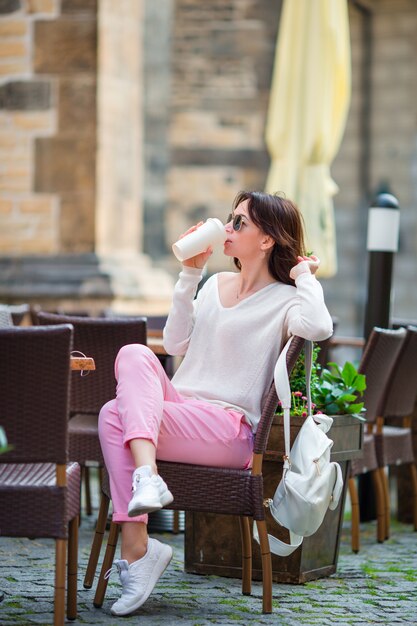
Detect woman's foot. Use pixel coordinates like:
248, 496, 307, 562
128, 465, 173, 517
108, 538, 173, 616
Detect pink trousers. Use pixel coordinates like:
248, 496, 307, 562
98, 344, 253, 523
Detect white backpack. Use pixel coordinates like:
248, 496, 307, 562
255, 337, 343, 557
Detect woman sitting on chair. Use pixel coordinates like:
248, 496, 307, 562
99, 190, 333, 616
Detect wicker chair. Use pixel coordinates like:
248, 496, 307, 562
83, 335, 305, 614
374, 325, 417, 537
348, 327, 406, 552
0, 325, 80, 625
36, 312, 147, 515
104, 311, 175, 379
0, 306, 13, 327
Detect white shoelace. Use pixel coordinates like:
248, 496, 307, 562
104, 560, 129, 584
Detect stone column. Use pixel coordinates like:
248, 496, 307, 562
95, 0, 143, 256
0, 0, 173, 314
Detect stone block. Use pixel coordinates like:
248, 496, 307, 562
0, 61, 29, 77
27, 0, 57, 14
34, 18, 97, 74
61, 0, 97, 16
0, 0, 21, 14
169, 111, 263, 150
59, 192, 95, 253
0, 40, 26, 59
19, 196, 54, 214
0, 165, 30, 192
0, 81, 51, 111
0, 198, 13, 214
0, 19, 27, 36
58, 77, 96, 135
10, 111, 54, 132
34, 137, 95, 193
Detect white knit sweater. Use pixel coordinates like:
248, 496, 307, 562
163, 267, 333, 432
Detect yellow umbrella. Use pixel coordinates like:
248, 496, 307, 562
265, 0, 351, 277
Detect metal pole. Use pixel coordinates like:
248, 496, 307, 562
363, 193, 400, 340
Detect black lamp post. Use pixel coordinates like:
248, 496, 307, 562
364, 193, 400, 341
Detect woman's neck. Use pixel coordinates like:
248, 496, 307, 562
236, 261, 275, 300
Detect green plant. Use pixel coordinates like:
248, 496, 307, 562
276, 346, 366, 420
312, 361, 366, 420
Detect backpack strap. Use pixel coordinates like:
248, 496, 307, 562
254, 336, 315, 557
253, 517, 303, 556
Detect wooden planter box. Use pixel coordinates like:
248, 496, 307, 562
185, 414, 363, 584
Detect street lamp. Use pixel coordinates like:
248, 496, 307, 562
364, 193, 400, 340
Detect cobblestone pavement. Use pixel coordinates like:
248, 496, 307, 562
0, 512, 416, 625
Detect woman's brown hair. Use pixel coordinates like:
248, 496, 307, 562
232, 190, 306, 286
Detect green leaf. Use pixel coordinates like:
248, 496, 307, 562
338, 393, 358, 403
341, 361, 357, 386
347, 402, 365, 413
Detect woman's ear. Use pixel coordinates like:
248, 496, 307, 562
260, 235, 275, 252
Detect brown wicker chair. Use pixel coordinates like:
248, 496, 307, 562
36, 312, 147, 515
348, 327, 406, 552
374, 325, 417, 538
104, 311, 175, 379
0, 324, 80, 625
83, 335, 305, 614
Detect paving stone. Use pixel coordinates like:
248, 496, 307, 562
0, 515, 416, 625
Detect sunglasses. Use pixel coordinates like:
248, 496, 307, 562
227, 213, 244, 232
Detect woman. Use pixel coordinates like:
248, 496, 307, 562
99, 190, 333, 616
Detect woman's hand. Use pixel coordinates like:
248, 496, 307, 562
289, 255, 320, 280
180, 222, 213, 269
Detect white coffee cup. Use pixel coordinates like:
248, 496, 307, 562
172, 218, 227, 262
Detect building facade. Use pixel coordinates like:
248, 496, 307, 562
0, 0, 416, 332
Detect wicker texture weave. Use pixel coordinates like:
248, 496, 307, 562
37, 312, 147, 414
0, 325, 80, 539
350, 327, 406, 476
358, 327, 406, 423
36, 313, 147, 466
376, 326, 417, 467
0, 324, 82, 626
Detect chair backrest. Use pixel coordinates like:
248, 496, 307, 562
383, 326, 417, 419
0, 324, 73, 464
254, 336, 305, 454
359, 327, 406, 423
37, 312, 147, 414
0, 306, 13, 328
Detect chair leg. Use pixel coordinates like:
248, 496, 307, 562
410, 462, 417, 531
348, 477, 360, 553
54, 538, 67, 626
254, 519, 272, 614
84, 466, 92, 516
83, 493, 110, 589
94, 521, 120, 608
378, 467, 390, 539
239, 516, 252, 596
371, 469, 386, 542
172, 510, 180, 534
67, 516, 79, 620
98, 466, 104, 493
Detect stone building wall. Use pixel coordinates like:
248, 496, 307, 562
327, 0, 417, 343
1, 0, 416, 327
0, 0, 97, 256
164, 0, 280, 272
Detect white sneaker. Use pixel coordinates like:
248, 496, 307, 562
107, 538, 173, 616
128, 465, 174, 517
